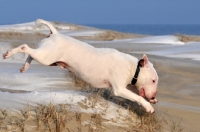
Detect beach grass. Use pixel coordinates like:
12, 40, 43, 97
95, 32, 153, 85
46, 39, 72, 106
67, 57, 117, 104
0, 86, 183, 132
175, 33, 200, 43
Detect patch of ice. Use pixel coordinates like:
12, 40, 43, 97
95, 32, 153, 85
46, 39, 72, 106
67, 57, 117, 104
167, 54, 200, 61
0, 90, 87, 109
0, 88, 134, 126
60, 30, 103, 37
87, 35, 184, 45
129, 35, 184, 45
0, 21, 71, 32
132, 42, 200, 61
0, 22, 35, 31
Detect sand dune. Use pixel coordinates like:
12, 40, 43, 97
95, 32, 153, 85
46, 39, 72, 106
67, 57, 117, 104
0, 21, 199, 131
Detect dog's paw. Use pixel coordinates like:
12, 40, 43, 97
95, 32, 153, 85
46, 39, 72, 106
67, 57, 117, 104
149, 98, 158, 104
3, 51, 11, 59
20, 66, 26, 73
142, 101, 155, 113
20, 64, 29, 73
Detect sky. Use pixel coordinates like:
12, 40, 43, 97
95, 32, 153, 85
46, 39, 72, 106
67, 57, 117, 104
0, 0, 200, 25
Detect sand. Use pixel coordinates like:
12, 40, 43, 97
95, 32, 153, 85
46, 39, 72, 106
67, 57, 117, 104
89, 41, 200, 131
139, 54, 200, 132
0, 21, 200, 131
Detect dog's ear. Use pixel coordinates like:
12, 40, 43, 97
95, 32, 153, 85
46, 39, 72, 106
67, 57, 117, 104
141, 54, 149, 67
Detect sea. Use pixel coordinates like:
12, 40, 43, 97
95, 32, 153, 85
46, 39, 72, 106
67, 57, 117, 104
85, 24, 200, 36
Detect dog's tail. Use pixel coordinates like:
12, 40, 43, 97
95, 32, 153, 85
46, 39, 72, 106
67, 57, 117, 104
35, 19, 58, 34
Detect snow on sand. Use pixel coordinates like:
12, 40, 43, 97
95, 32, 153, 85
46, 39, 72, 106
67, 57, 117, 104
0, 21, 200, 131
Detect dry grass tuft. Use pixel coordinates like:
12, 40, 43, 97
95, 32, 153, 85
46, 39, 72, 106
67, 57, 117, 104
171, 121, 183, 132
175, 33, 200, 43
74, 30, 145, 41
88, 113, 103, 132
0, 31, 46, 39
99, 90, 162, 132
0, 31, 23, 38
0, 110, 8, 130
95, 30, 145, 41
52, 21, 83, 30
0, 31, 47, 50
71, 77, 181, 131
73, 76, 91, 90
0, 108, 31, 131
35, 103, 70, 132
0, 97, 183, 132
75, 84, 163, 132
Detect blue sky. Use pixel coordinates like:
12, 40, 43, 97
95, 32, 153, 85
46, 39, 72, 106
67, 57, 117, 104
0, 0, 200, 25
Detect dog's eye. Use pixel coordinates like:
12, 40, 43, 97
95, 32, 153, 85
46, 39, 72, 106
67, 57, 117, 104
152, 80, 156, 83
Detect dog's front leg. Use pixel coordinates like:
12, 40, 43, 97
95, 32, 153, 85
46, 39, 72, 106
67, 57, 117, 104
20, 55, 33, 72
113, 85, 155, 113
127, 84, 158, 104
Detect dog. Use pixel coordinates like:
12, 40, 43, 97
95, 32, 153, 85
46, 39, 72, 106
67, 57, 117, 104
3, 19, 158, 113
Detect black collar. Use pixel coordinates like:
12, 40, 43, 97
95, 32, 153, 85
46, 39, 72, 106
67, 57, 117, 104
131, 59, 143, 85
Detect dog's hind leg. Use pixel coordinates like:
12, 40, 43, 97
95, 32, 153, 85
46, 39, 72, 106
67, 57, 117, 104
3, 44, 45, 69
20, 55, 33, 72
3, 44, 34, 59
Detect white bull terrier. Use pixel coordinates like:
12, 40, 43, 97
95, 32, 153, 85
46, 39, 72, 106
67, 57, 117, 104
3, 19, 158, 113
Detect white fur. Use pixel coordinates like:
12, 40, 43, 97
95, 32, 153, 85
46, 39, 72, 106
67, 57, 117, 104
3, 19, 158, 113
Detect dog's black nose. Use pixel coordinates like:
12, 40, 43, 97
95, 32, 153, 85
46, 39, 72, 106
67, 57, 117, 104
151, 97, 155, 100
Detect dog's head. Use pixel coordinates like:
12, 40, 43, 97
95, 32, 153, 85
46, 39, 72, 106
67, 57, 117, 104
135, 54, 158, 101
